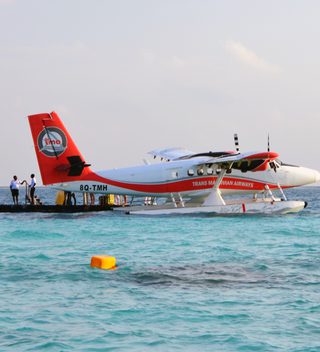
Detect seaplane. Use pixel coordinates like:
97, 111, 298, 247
28, 111, 320, 215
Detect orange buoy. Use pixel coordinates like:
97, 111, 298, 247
90, 255, 116, 270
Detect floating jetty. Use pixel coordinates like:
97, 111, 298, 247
0, 190, 128, 213
0, 204, 114, 213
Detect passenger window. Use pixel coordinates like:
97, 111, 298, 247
188, 169, 194, 176
207, 168, 213, 175
197, 169, 204, 176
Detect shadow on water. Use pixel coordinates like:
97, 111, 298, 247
2, 260, 314, 291
127, 264, 268, 288
1, 261, 269, 289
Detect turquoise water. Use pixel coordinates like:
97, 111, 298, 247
0, 187, 320, 351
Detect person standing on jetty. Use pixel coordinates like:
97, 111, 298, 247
9, 175, 21, 205
29, 173, 37, 205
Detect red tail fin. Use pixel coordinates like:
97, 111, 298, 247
28, 111, 92, 185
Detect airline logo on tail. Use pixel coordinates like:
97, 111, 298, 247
37, 127, 67, 157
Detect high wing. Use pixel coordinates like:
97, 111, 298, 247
194, 151, 279, 172
149, 147, 279, 172
196, 151, 279, 164
148, 147, 236, 161
148, 147, 195, 161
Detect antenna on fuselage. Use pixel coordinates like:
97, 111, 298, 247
234, 133, 240, 153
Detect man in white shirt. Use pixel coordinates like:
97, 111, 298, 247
9, 175, 21, 205
29, 173, 37, 205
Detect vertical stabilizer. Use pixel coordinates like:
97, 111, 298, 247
28, 111, 92, 185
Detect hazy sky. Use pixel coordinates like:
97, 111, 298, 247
1, 0, 320, 185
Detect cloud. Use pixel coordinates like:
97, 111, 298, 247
225, 40, 281, 74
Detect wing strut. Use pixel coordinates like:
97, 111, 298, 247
202, 162, 234, 206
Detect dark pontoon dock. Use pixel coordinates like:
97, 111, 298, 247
0, 204, 114, 213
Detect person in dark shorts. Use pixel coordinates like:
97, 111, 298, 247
29, 173, 37, 205
9, 175, 21, 205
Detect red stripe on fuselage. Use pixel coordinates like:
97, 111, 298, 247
81, 173, 278, 194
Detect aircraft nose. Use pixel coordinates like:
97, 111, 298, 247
279, 165, 320, 187
300, 167, 320, 185
282, 166, 320, 186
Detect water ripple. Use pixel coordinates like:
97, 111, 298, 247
0, 187, 319, 351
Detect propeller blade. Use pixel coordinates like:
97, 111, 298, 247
267, 133, 277, 172
234, 133, 240, 152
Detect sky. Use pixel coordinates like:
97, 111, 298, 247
0, 0, 320, 185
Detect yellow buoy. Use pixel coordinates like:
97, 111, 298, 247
90, 255, 116, 270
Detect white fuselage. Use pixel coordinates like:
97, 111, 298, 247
51, 157, 320, 198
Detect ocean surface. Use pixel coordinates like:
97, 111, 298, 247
0, 186, 319, 351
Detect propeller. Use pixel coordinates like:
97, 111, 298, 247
232, 133, 241, 172
267, 133, 277, 172
234, 133, 240, 153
